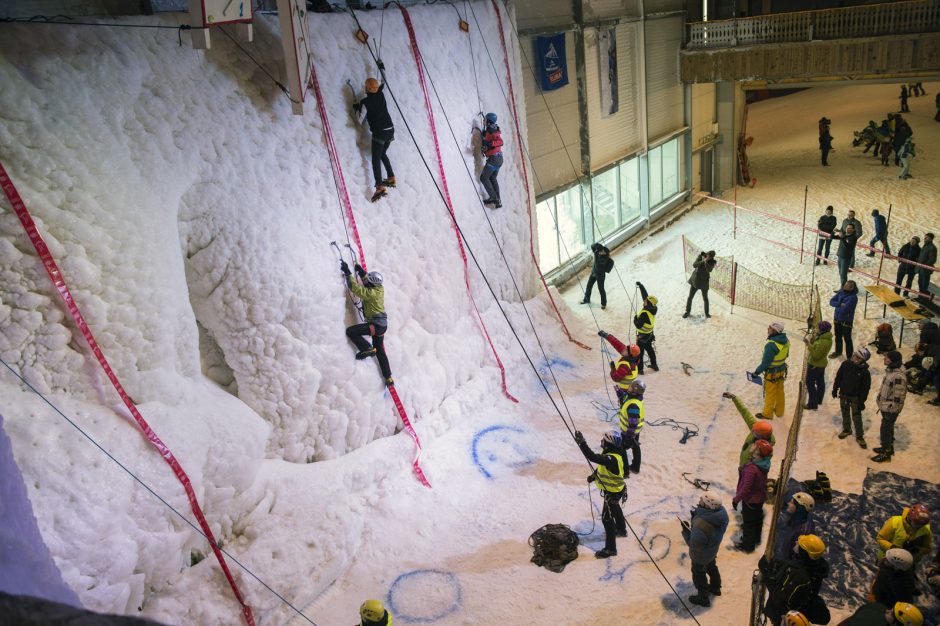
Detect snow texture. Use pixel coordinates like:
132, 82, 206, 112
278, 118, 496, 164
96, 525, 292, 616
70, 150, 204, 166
1, 2, 940, 624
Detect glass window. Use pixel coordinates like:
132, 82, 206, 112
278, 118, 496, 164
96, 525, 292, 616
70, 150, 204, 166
648, 145, 663, 207
590, 168, 619, 240
662, 138, 679, 200
536, 198, 559, 273
557, 186, 585, 265
619, 157, 641, 224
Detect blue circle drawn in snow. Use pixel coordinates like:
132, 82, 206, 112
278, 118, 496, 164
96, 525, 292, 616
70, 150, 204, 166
470, 424, 532, 479
387, 569, 462, 623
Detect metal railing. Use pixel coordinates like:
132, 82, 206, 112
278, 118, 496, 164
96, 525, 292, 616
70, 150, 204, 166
686, 0, 940, 49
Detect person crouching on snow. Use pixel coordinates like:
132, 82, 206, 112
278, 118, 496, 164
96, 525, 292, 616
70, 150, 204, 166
732, 439, 773, 553
598, 329, 641, 405
340, 260, 394, 387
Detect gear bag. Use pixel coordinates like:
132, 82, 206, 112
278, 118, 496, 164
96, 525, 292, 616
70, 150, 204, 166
529, 524, 580, 573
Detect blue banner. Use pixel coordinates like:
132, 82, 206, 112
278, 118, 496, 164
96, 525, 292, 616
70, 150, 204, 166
536, 34, 568, 92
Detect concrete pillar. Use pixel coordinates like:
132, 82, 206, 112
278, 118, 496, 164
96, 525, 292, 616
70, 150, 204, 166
715, 81, 737, 191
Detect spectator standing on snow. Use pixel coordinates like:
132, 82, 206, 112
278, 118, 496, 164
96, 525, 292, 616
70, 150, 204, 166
833, 224, 860, 286
732, 439, 773, 553
685, 250, 717, 318
898, 138, 915, 180
354, 67, 396, 203
574, 430, 626, 559
833, 347, 872, 448
820, 127, 833, 166
872, 351, 907, 463
581, 243, 613, 309
900, 85, 910, 112
916, 233, 937, 300
815, 205, 837, 265
804, 321, 833, 410
867, 209, 891, 256
599, 330, 641, 405
895, 236, 922, 297
753, 322, 790, 419
479, 112, 504, 208
830, 280, 859, 359
634, 282, 659, 374
842, 209, 864, 241
935, 91, 940, 122
681, 492, 729, 607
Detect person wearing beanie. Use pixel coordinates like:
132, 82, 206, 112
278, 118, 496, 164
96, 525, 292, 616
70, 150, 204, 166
732, 439, 773, 553
722, 391, 776, 468
633, 281, 659, 373
832, 347, 872, 448
873, 350, 907, 462
753, 322, 790, 418
805, 321, 834, 410
681, 492, 729, 607
830, 280, 859, 359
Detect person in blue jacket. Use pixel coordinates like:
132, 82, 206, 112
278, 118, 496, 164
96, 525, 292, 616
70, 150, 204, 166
682, 492, 729, 607
829, 280, 859, 360
867, 209, 891, 256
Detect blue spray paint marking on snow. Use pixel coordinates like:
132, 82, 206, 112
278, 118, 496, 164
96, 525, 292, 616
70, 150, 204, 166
387, 569, 462, 623
470, 425, 533, 479
536, 357, 574, 390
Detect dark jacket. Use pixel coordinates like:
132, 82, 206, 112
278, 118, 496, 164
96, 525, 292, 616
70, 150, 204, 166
834, 230, 859, 258
819, 131, 833, 151
817, 214, 837, 235
760, 552, 831, 623
481, 122, 504, 157
872, 562, 915, 607
841, 217, 863, 238
833, 360, 871, 402
689, 255, 717, 289
590, 243, 613, 276
358, 85, 393, 135
918, 240, 937, 272
682, 504, 729, 564
898, 242, 921, 267
634, 282, 657, 333
873, 214, 887, 238
830, 285, 859, 323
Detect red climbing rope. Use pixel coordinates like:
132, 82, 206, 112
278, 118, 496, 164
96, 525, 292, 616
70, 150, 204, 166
308, 63, 432, 488
0, 161, 256, 626
489, 0, 589, 351
397, 5, 518, 404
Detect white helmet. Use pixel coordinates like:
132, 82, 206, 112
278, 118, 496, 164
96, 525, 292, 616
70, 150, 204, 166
699, 492, 722, 510
365, 270, 384, 286
792, 492, 816, 512
923, 356, 935, 370
885, 548, 914, 571
628, 380, 647, 395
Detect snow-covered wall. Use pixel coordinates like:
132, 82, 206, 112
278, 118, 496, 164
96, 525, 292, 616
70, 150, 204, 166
0, 2, 545, 621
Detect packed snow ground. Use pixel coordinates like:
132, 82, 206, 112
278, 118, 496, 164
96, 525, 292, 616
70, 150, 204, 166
1, 4, 939, 625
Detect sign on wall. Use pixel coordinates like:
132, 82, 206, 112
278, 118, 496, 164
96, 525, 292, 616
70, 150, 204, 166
597, 28, 618, 117
535, 34, 569, 92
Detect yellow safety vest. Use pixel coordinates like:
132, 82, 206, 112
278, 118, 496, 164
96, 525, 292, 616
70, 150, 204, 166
769, 339, 790, 369
637, 309, 656, 335
619, 398, 645, 434
614, 356, 638, 389
596, 453, 625, 493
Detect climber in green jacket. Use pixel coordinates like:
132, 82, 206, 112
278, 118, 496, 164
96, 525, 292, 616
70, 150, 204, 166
341, 260, 394, 387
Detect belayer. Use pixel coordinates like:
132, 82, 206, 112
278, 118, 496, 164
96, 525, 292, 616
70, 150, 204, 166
479, 112, 504, 208
340, 260, 394, 387
353, 61, 396, 203
574, 430, 627, 559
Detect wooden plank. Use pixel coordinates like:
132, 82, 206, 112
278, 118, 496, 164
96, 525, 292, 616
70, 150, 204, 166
865, 285, 930, 323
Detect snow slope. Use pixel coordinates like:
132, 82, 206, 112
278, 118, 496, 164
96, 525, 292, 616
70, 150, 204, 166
2, 3, 940, 624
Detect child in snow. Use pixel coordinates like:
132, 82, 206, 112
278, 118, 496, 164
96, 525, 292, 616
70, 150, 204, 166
354, 65, 396, 202
479, 112, 504, 208
732, 438, 773, 553
832, 347, 872, 448
870, 322, 897, 354
633, 282, 659, 373
722, 391, 775, 468
598, 330, 641, 405
341, 260, 394, 387
873, 351, 907, 463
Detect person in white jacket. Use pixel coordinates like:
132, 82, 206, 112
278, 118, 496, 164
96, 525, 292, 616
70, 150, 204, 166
872, 350, 907, 463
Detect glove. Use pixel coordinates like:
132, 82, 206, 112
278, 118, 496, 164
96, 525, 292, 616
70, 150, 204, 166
377, 60, 385, 71
598, 330, 608, 339
354, 263, 366, 278
903, 540, 917, 551
574, 431, 585, 445
928, 573, 940, 586
721, 391, 735, 399
635, 281, 641, 286
609, 361, 616, 370
832, 390, 838, 398
732, 499, 740, 511
587, 472, 596, 484
340, 260, 351, 276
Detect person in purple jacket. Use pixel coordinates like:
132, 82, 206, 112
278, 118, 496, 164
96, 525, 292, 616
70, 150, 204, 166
732, 439, 773, 553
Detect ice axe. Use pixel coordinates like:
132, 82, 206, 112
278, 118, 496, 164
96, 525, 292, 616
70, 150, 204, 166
681, 362, 694, 376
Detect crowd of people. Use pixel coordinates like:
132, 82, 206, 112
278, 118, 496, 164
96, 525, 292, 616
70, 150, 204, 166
850, 110, 916, 179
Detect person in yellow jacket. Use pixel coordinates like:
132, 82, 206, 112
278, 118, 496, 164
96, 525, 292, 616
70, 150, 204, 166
753, 321, 790, 418
341, 260, 394, 387
876, 505, 933, 564
359, 599, 393, 625
575, 430, 626, 559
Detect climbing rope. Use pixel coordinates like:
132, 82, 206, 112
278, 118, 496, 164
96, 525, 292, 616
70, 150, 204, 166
647, 418, 701, 445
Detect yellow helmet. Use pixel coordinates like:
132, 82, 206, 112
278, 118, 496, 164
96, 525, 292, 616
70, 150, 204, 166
893, 603, 924, 626
365, 77, 380, 93
796, 534, 826, 559
784, 611, 810, 626
360, 599, 385, 622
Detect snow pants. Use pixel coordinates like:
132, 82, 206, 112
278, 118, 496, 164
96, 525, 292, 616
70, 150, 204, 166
685, 285, 710, 316
805, 365, 826, 409
347, 322, 392, 378
815, 236, 832, 261
879, 411, 899, 448
601, 490, 626, 552
636, 333, 657, 373
691, 559, 721, 595
833, 320, 854, 357
584, 272, 607, 307
621, 432, 641, 473
895, 265, 916, 296
762, 370, 786, 418
837, 256, 851, 288
918, 270, 934, 298
839, 396, 863, 437
899, 155, 912, 178
480, 153, 502, 203
740, 502, 764, 551
371, 129, 395, 187
869, 234, 891, 254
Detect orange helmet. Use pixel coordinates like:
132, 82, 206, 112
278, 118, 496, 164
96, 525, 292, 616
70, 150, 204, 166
754, 439, 774, 457
628, 345, 641, 357
752, 420, 773, 438
365, 77, 380, 93
908, 504, 930, 526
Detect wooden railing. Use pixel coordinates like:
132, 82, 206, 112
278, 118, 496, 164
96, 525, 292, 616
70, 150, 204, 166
686, 0, 940, 48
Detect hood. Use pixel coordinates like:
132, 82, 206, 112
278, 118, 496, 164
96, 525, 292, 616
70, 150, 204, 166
753, 456, 772, 472
768, 332, 788, 344
838, 284, 859, 297
694, 505, 729, 527
817, 331, 833, 341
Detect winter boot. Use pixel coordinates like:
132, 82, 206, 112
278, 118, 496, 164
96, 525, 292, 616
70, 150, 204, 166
872, 449, 893, 462
371, 186, 388, 202
838, 430, 852, 439
856, 437, 867, 449
483, 197, 496, 206
385, 377, 395, 387
688, 594, 711, 607
682, 312, 690, 318
594, 548, 616, 559
355, 348, 377, 360
709, 586, 722, 596
579, 299, 590, 305
382, 176, 396, 187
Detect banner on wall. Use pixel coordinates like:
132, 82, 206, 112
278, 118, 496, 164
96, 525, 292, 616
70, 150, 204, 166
597, 28, 618, 117
535, 34, 568, 91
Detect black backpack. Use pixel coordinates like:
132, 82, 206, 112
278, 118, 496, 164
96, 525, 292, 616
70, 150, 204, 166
529, 524, 580, 573
803, 471, 832, 503
605, 257, 615, 273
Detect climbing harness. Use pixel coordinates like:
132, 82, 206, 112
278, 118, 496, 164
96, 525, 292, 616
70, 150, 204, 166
648, 418, 700, 444
682, 472, 711, 491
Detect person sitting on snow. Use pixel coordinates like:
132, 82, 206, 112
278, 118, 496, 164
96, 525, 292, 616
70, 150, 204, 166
870, 322, 897, 355
775, 492, 816, 561
836, 601, 924, 626
759, 535, 831, 626
876, 505, 933, 566
872, 548, 917, 608
341, 260, 394, 387
598, 329, 641, 405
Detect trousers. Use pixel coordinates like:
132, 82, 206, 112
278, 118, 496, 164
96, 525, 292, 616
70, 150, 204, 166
346, 322, 392, 378
762, 370, 786, 417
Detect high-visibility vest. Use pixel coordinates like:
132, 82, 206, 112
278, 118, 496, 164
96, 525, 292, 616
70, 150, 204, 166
619, 398, 645, 434
768, 339, 790, 369
596, 453, 625, 493
614, 356, 638, 388
637, 309, 656, 335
